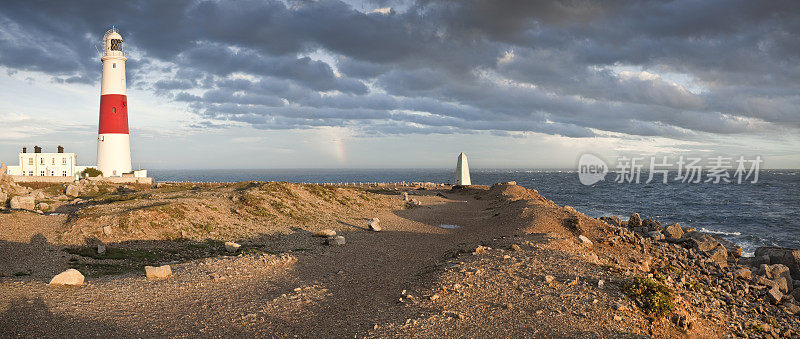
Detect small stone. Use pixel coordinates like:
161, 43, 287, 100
759, 323, 772, 333
545, 275, 555, 283
510, 244, 521, 251
578, 235, 593, 246
613, 315, 622, 321
97, 244, 106, 255
313, 229, 336, 238
145, 265, 172, 280
368, 218, 381, 232
49, 269, 84, 286
429, 294, 440, 301
326, 235, 346, 246
224, 241, 241, 253
597, 279, 605, 288
733, 268, 752, 280
102, 226, 113, 235
473, 245, 487, 255
612, 303, 627, 311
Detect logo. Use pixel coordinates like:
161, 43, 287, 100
578, 153, 608, 185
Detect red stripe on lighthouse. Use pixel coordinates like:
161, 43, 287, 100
98, 94, 129, 134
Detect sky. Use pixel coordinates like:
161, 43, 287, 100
0, 0, 798, 169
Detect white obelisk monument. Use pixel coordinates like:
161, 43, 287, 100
455, 152, 471, 186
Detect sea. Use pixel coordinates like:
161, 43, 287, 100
150, 169, 800, 256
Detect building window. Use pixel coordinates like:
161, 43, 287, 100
40, 171, 45, 176
63, 171, 67, 177
52, 158, 55, 165
28, 158, 33, 165
40, 158, 44, 165
28, 171, 33, 176
113, 63, 116, 68
62, 158, 67, 164
113, 107, 116, 113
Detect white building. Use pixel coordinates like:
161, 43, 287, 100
6, 146, 91, 178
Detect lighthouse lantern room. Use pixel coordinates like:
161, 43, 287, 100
97, 26, 132, 177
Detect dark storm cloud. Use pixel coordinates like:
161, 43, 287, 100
0, 0, 797, 137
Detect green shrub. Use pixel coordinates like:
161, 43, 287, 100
622, 276, 675, 317
82, 167, 103, 177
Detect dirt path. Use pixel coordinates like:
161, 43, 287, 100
1, 190, 520, 337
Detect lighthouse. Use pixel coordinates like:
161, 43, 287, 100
96, 26, 132, 177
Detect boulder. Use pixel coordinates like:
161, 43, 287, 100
767, 287, 783, 304
681, 232, 721, 252
577, 235, 593, 246
629, 213, 642, 228
754, 247, 800, 280
664, 223, 684, 239
632, 226, 649, 235
313, 229, 336, 238
756, 276, 779, 290
368, 218, 381, 232
326, 235, 346, 246
64, 184, 81, 197
707, 246, 728, 263
599, 216, 621, 227
36, 202, 49, 212
9, 196, 35, 210
733, 268, 752, 280
759, 264, 793, 293
97, 244, 107, 255
642, 219, 663, 232
712, 236, 742, 258
49, 269, 84, 286
401, 192, 409, 202
224, 241, 241, 253
145, 265, 172, 280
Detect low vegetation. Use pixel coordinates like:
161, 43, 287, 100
622, 276, 675, 317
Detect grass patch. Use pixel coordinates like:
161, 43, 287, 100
622, 276, 675, 318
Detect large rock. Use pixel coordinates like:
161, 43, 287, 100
64, 184, 81, 197
642, 219, 663, 232
707, 246, 728, 264
145, 265, 172, 280
759, 264, 793, 292
754, 247, 800, 280
629, 213, 642, 228
36, 202, 49, 212
49, 269, 84, 286
664, 223, 684, 239
578, 235, 593, 246
326, 235, 346, 246
767, 287, 783, 304
682, 232, 721, 252
648, 231, 665, 241
9, 196, 35, 210
712, 236, 742, 258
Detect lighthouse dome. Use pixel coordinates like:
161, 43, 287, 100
102, 27, 124, 55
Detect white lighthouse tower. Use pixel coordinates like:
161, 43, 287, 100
96, 26, 132, 177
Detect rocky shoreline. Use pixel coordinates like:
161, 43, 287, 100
1, 177, 799, 337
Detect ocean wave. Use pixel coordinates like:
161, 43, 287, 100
699, 227, 742, 236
